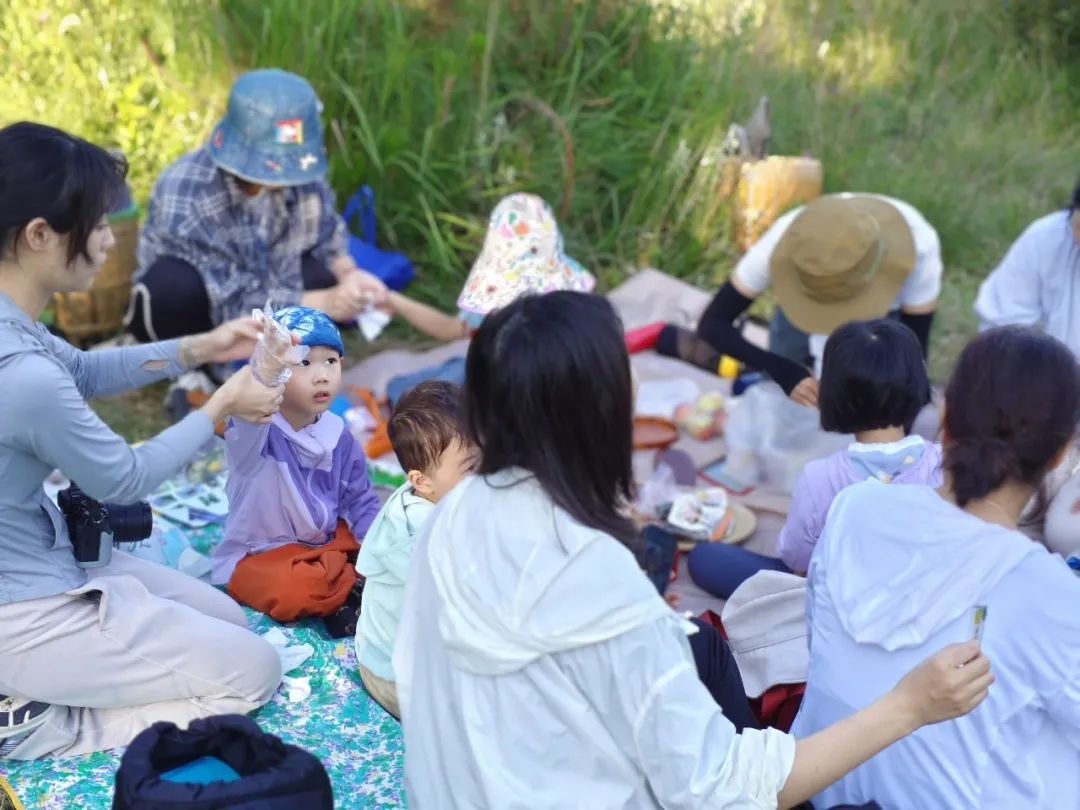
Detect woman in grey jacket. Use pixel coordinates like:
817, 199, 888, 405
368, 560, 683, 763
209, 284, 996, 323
0, 122, 286, 758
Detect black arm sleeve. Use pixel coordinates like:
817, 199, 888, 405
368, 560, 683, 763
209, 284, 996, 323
695, 282, 812, 394
898, 310, 934, 359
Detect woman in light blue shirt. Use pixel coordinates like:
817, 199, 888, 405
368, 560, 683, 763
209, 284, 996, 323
0, 122, 286, 758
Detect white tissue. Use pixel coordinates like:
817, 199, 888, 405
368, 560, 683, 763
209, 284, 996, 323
357, 307, 391, 342
281, 674, 312, 703
261, 628, 316, 702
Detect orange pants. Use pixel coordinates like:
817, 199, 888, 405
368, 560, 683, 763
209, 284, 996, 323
227, 524, 360, 622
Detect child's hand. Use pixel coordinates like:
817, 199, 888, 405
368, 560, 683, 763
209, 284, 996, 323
664, 592, 682, 609
250, 310, 306, 387
789, 376, 820, 408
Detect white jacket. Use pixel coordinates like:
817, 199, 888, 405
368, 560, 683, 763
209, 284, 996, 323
394, 470, 795, 809
793, 482, 1080, 809
975, 210, 1080, 356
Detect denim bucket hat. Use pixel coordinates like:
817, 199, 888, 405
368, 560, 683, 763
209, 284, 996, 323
208, 69, 327, 186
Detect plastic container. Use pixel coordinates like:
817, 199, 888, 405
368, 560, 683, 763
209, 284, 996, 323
734, 156, 823, 250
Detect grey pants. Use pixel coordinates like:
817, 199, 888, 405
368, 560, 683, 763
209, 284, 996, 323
0, 552, 281, 759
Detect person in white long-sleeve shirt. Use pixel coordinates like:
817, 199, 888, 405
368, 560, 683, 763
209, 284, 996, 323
794, 327, 1080, 809
393, 290, 994, 810
974, 184, 1080, 557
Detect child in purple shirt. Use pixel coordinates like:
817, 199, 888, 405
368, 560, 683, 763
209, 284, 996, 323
212, 306, 380, 636
689, 319, 942, 598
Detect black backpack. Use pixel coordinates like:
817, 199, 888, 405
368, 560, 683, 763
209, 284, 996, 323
112, 714, 333, 810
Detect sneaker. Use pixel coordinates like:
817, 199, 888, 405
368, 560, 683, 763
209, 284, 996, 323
0, 695, 55, 756
165, 370, 217, 424
322, 577, 365, 639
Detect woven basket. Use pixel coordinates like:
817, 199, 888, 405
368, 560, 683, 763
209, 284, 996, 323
734, 156, 823, 250
53, 212, 139, 343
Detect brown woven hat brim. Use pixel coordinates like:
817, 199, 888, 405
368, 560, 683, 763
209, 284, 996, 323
770, 195, 917, 335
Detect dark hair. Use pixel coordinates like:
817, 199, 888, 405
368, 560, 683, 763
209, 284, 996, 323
944, 327, 1080, 507
1071, 179, 1080, 214
388, 381, 468, 474
0, 122, 127, 263
464, 292, 638, 546
818, 319, 931, 435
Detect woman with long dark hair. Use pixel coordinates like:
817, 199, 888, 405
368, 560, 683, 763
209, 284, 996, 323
794, 327, 1080, 807
393, 291, 992, 809
0, 122, 284, 758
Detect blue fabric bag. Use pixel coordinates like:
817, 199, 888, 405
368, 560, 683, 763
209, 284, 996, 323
112, 714, 333, 809
343, 185, 415, 291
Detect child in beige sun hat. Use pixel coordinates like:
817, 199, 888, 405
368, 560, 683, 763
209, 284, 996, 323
385, 192, 594, 341
457, 192, 595, 318
382, 193, 595, 403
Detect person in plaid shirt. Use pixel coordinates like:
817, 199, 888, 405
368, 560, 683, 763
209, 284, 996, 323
127, 69, 386, 345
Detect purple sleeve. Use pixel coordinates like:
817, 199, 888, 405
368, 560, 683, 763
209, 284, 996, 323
337, 433, 381, 538
777, 471, 823, 573
224, 418, 271, 475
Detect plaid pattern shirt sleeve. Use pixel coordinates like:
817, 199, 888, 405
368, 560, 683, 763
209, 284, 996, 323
137, 147, 341, 325
307, 178, 350, 269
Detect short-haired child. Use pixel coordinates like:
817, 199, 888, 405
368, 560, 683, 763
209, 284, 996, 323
354, 381, 475, 718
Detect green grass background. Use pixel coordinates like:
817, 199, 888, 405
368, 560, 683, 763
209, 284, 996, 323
3, 0, 1078, 438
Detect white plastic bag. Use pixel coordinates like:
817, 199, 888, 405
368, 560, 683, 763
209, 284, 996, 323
635, 463, 679, 518
249, 304, 309, 387
723, 380, 850, 493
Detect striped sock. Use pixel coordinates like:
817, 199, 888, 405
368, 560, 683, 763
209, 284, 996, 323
0, 732, 29, 757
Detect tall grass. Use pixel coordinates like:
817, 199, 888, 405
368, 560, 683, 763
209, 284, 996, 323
3, 0, 1079, 384
219, 0, 1079, 376
0, 0, 232, 201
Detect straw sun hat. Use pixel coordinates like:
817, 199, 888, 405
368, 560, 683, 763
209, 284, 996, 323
770, 194, 917, 335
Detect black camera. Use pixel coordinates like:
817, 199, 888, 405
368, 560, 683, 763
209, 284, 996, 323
57, 483, 153, 568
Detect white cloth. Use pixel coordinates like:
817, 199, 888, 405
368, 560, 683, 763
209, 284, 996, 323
261, 627, 315, 703
974, 211, 1080, 357
721, 572, 808, 699
394, 471, 796, 809
793, 482, 1080, 809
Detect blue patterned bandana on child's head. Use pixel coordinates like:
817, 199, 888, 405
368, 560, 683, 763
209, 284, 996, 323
272, 305, 344, 356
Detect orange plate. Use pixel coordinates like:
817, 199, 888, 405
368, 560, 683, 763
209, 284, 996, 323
633, 416, 679, 451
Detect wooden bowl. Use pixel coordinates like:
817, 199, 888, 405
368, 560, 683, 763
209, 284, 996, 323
633, 416, 679, 451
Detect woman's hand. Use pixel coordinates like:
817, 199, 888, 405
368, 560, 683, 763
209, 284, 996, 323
348, 267, 389, 308
778, 640, 993, 808
789, 376, 820, 408
179, 318, 264, 367
303, 271, 387, 323
336, 270, 389, 314
200, 366, 284, 425
889, 640, 993, 730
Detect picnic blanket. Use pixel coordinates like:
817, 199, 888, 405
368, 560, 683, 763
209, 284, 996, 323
0, 523, 406, 810
341, 269, 790, 617
1, 270, 790, 806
